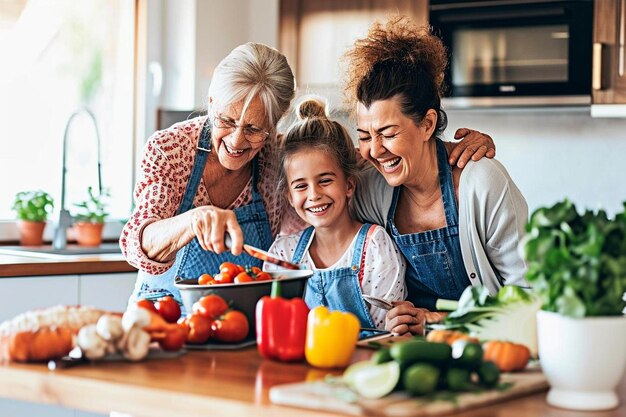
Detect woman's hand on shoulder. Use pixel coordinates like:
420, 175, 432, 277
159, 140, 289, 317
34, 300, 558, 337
447, 128, 496, 169
189, 206, 244, 255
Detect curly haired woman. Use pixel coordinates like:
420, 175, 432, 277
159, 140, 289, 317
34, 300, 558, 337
347, 17, 529, 335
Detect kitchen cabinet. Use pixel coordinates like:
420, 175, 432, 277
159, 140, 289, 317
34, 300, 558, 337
0, 272, 136, 417
279, 0, 428, 92
0, 272, 137, 322
592, 0, 626, 115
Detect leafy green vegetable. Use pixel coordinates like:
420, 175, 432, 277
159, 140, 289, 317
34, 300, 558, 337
430, 285, 541, 357
521, 199, 626, 318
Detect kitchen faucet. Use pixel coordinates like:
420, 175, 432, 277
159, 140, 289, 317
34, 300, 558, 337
52, 108, 103, 250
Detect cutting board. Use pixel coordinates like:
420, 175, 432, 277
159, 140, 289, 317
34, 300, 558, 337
270, 368, 548, 416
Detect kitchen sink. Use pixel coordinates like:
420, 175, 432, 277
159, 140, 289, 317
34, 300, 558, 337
0, 243, 122, 259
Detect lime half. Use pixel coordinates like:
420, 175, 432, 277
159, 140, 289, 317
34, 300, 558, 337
352, 361, 401, 399
343, 360, 375, 388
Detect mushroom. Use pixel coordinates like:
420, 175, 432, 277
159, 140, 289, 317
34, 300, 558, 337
118, 326, 151, 362
96, 315, 124, 342
76, 324, 109, 360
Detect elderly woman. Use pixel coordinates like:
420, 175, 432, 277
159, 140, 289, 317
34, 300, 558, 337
346, 18, 529, 335
121, 42, 497, 309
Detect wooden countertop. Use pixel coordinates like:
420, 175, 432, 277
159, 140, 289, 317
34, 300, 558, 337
0, 252, 136, 277
1, 347, 624, 417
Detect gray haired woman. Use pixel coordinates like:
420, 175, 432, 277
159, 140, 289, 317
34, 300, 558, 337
120, 42, 496, 310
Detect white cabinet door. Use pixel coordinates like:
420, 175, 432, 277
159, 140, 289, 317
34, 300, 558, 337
79, 272, 137, 312
0, 275, 79, 323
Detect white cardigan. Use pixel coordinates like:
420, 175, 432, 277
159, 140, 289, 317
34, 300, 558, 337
354, 158, 529, 296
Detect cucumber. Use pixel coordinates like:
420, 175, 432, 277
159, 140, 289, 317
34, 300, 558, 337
478, 361, 500, 388
371, 347, 392, 364
451, 340, 483, 370
390, 340, 452, 366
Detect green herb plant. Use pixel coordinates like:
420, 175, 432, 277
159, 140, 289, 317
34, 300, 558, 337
73, 186, 110, 224
12, 190, 55, 222
522, 199, 626, 318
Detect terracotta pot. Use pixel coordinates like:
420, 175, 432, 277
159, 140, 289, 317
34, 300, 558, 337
18, 220, 46, 246
74, 222, 104, 247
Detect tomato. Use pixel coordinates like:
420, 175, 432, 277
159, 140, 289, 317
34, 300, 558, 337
234, 272, 254, 283
177, 316, 190, 335
211, 310, 249, 343
255, 272, 272, 282
136, 298, 158, 313
219, 262, 240, 280
158, 324, 187, 351
250, 266, 262, 275
236, 264, 245, 273
155, 296, 182, 323
198, 273, 213, 285
193, 294, 229, 319
186, 313, 212, 344
213, 272, 234, 284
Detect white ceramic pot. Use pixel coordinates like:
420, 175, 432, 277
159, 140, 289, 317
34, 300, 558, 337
536, 310, 626, 410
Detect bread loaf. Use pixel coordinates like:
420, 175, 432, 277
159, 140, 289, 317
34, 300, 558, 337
0, 305, 105, 362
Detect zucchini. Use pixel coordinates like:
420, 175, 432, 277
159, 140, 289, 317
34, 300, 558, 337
390, 340, 452, 365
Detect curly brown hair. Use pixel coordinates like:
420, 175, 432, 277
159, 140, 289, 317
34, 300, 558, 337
344, 16, 448, 134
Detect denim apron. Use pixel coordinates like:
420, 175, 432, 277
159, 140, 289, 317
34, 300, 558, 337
293, 224, 377, 335
387, 139, 470, 310
129, 119, 273, 313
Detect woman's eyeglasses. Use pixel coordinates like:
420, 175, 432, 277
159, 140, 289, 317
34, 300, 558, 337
212, 115, 270, 144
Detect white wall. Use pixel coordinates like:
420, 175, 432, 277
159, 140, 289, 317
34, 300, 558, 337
445, 109, 626, 217
153, 0, 626, 218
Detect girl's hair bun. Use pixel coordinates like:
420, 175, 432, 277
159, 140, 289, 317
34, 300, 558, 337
296, 97, 327, 120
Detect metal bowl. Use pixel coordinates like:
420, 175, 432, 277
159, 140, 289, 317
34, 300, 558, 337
175, 269, 312, 340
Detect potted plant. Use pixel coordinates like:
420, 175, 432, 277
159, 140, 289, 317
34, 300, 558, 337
11, 190, 55, 246
522, 199, 626, 411
72, 186, 110, 247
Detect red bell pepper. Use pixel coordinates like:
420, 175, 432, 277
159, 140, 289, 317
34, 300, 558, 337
255, 280, 309, 362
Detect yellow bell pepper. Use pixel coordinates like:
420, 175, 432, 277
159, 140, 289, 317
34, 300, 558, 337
305, 306, 360, 368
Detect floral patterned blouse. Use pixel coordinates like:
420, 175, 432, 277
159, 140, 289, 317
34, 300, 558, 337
120, 116, 303, 275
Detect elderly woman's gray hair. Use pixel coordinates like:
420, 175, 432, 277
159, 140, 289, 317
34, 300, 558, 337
208, 42, 295, 131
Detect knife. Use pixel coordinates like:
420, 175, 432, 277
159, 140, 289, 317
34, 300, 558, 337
224, 233, 301, 270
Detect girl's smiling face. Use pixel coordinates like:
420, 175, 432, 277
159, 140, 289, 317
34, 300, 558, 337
285, 148, 355, 230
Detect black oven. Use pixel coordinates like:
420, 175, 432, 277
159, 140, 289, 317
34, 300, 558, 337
429, 0, 594, 107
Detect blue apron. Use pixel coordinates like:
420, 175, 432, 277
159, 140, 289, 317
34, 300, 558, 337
293, 224, 377, 335
386, 138, 470, 310
128, 118, 274, 314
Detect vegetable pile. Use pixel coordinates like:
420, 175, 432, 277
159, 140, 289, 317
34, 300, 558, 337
343, 337, 501, 399
429, 285, 541, 357
521, 199, 626, 318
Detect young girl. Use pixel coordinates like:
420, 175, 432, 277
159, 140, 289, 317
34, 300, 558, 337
264, 98, 406, 330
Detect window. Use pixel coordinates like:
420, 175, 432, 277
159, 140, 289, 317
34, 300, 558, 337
0, 0, 136, 236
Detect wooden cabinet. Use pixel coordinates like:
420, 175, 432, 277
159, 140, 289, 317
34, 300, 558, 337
279, 0, 428, 91
593, 0, 626, 104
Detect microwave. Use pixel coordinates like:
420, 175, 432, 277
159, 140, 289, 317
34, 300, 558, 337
429, 0, 594, 107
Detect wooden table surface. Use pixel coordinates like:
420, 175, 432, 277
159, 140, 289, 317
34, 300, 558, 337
0, 347, 624, 417
0, 253, 135, 277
